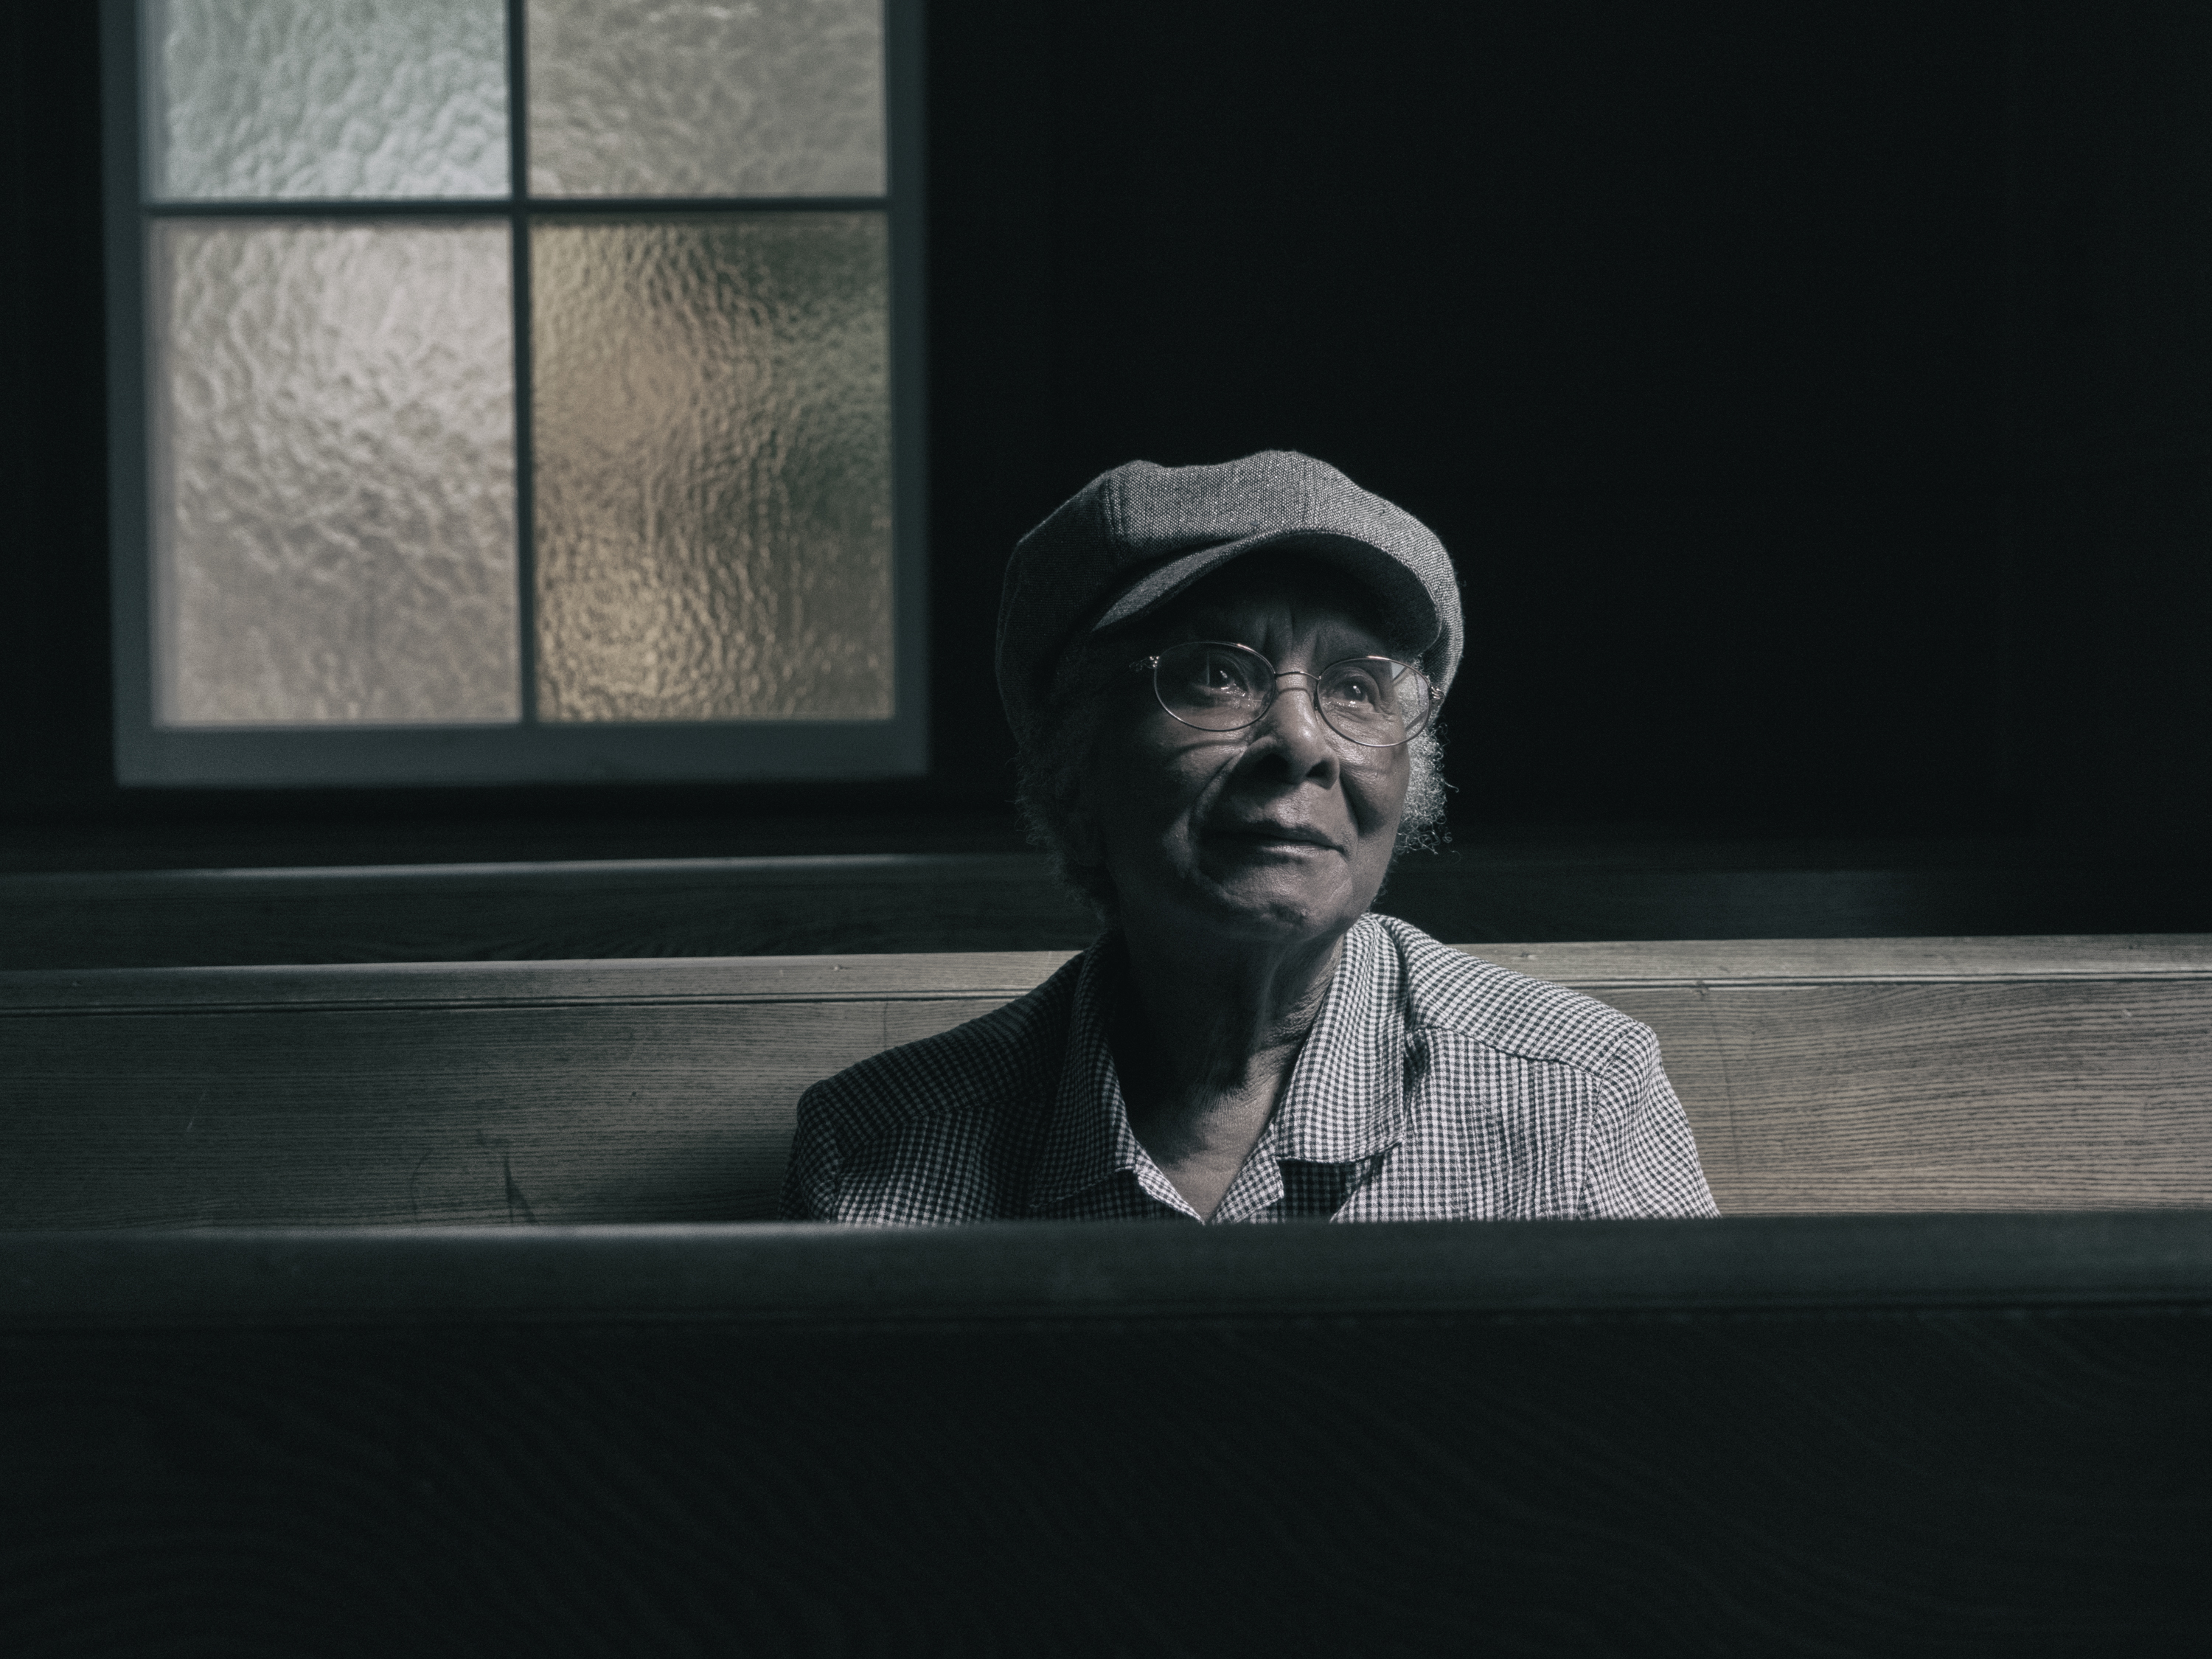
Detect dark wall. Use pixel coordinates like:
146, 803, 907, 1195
2006, 4, 2212, 842
3, 5, 114, 812
1001, 1, 2014, 832
5, 3, 2208, 858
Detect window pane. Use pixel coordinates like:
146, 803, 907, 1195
144, 0, 509, 201
150, 220, 520, 725
526, 0, 885, 198
532, 215, 891, 722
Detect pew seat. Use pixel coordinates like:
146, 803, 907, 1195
4, 934, 2208, 1225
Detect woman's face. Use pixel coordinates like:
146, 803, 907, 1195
1077, 555, 1416, 950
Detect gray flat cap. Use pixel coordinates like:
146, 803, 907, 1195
996, 451, 1463, 746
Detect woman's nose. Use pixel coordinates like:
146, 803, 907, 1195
1249, 672, 1342, 780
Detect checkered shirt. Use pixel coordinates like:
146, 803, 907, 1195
779, 913, 1719, 1224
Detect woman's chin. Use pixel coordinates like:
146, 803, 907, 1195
1180, 861, 1371, 943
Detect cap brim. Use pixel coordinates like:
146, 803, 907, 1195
1090, 529, 1441, 657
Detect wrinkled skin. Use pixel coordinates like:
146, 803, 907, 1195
1079, 562, 1412, 945
1068, 554, 1417, 1217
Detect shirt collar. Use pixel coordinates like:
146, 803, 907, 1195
1024, 939, 1178, 1214
1023, 916, 1410, 1217
1270, 914, 1410, 1166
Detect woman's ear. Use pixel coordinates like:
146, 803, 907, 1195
1071, 818, 1106, 872
1061, 801, 1105, 868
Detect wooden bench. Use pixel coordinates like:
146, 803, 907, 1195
5, 939, 2210, 1647
5, 935, 2208, 1225
1, 1215, 2206, 1651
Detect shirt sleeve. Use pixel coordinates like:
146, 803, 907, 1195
1579, 1022, 1721, 1218
777, 1085, 843, 1220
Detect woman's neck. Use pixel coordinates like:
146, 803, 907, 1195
1107, 919, 1351, 1217
1115, 922, 1346, 1093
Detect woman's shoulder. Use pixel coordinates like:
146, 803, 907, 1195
1362, 912, 1654, 1075
793, 949, 1088, 1142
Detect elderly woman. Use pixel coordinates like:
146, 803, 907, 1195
782, 452, 1716, 1224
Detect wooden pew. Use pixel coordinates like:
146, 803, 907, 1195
1, 1216, 2206, 1652
5, 935, 2209, 1225
5, 944, 2209, 1647
7, 848, 2210, 969
0, 853, 1101, 969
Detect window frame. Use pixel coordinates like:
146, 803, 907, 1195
100, 0, 927, 787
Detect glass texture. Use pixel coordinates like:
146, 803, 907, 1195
526, 0, 885, 198
532, 214, 891, 722
150, 220, 520, 725
145, 0, 509, 201
1150, 643, 1432, 745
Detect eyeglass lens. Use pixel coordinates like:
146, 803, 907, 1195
1152, 642, 1430, 745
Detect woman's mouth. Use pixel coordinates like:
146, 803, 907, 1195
1208, 821, 1337, 853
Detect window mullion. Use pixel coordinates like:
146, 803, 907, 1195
508, 0, 537, 726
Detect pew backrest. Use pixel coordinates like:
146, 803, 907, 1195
8, 1214, 2208, 1651
10, 852, 2210, 969
4, 935, 2208, 1225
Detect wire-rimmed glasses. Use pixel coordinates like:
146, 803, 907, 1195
1129, 641, 1436, 748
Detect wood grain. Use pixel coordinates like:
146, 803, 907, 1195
0, 999, 987, 1227
1606, 979, 2212, 1212
0, 950, 1082, 1012
10, 933, 2205, 1011
1466, 932, 2212, 982
4, 938, 2208, 1225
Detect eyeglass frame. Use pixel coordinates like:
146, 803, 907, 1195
1125, 640, 1438, 749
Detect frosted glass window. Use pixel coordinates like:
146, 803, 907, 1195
532, 215, 891, 722
144, 0, 509, 201
116, 0, 919, 784
150, 220, 520, 725
527, 0, 885, 198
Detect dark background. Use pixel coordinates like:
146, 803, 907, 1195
4, 2, 2207, 890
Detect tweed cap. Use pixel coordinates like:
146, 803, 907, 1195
996, 451, 1463, 746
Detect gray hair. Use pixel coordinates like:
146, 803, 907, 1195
1015, 670, 1450, 924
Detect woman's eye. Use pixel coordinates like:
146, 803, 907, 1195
1203, 656, 1253, 694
